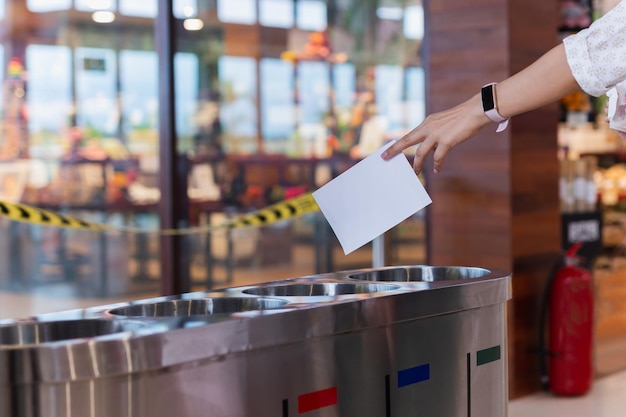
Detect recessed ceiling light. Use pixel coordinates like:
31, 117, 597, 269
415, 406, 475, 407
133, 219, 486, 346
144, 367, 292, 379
183, 18, 204, 31
92, 11, 115, 23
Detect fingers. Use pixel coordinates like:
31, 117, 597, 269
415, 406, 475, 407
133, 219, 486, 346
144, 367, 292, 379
381, 127, 425, 160
411, 135, 450, 175
431, 141, 451, 174
381, 123, 441, 175
384, 123, 457, 175
412, 140, 433, 174
382, 95, 485, 173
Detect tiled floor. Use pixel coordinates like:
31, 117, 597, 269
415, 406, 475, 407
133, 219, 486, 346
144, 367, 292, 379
509, 370, 626, 416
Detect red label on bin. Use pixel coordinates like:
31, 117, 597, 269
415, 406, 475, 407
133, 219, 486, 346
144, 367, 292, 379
298, 387, 337, 414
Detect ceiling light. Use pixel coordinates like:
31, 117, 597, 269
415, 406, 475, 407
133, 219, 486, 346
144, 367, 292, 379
92, 11, 115, 23
183, 18, 204, 31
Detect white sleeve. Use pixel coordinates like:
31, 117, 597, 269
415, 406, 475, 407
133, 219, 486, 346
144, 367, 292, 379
607, 80, 626, 132
563, 0, 626, 97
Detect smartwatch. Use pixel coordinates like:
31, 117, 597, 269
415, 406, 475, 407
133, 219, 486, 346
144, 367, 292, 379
481, 82, 510, 132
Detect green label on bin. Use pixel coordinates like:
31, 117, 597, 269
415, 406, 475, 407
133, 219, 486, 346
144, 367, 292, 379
477, 345, 501, 366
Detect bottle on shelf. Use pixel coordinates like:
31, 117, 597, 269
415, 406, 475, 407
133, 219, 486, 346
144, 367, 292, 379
560, 156, 598, 214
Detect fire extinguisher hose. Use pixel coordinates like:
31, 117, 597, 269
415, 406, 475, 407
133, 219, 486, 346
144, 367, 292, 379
538, 255, 565, 390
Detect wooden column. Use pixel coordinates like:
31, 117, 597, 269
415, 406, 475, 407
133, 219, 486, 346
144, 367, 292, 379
424, 0, 560, 399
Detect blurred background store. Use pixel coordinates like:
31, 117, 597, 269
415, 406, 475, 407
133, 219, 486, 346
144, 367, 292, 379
0, 0, 427, 314
1, 0, 626, 409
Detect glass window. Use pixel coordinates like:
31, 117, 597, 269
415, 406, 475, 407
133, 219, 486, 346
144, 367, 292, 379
375, 64, 404, 133
376, 6, 403, 21
404, 5, 425, 40
406, 66, 425, 129
0, 0, 165, 323
174, 0, 197, 18
332, 63, 355, 110
259, 0, 294, 28
0, 0, 428, 322
217, 0, 256, 25
175, 52, 200, 148
260, 58, 295, 141
298, 61, 329, 124
27, 0, 71, 13
0, 47, 4, 98
120, 50, 159, 154
218, 56, 258, 152
119, 0, 157, 17
296, 0, 327, 31
0, 0, 5, 20
75, 0, 116, 12
26, 45, 72, 139
75, 47, 118, 136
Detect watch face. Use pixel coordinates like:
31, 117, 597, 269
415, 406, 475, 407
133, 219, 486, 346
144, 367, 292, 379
481, 85, 495, 111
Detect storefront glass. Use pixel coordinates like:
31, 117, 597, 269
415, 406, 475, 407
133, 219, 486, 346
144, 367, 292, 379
0, 0, 425, 319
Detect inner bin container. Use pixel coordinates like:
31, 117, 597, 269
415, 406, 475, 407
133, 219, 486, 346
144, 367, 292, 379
347, 265, 491, 282
0, 319, 136, 346
107, 297, 288, 317
242, 282, 399, 297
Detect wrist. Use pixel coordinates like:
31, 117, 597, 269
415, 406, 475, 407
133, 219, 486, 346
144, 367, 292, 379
470, 93, 494, 127
481, 82, 510, 132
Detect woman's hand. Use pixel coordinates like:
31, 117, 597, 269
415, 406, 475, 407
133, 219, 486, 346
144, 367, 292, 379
381, 93, 492, 174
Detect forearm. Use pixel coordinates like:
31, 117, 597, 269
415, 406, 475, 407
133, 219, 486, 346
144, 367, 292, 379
495, 43, 581, 118
381, 41, 591, 173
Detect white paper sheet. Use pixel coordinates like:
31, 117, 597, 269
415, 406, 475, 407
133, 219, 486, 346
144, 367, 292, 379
312, 142, 432, 254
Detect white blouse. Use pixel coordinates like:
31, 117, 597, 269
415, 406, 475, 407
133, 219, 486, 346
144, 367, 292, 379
563, 0, 626, 97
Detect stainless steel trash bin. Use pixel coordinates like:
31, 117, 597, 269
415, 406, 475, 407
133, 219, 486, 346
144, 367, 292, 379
0, 265, 511, 417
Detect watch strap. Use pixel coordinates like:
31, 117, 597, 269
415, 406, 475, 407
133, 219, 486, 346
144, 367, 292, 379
482, 83, 510, 132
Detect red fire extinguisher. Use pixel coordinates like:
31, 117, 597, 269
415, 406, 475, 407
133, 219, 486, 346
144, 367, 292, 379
546, 243, 594, 396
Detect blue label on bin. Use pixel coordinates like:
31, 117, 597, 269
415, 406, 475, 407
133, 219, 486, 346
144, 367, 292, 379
398, 364, 430, 387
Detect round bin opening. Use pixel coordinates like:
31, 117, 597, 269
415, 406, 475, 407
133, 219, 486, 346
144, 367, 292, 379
107, 297, 288, 317
242, 283, 400, 297
0, 319, 129, 346
348, 266, 491, 282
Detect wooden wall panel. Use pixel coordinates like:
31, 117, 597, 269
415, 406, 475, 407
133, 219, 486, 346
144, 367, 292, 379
223, 24, 261, 57
508, 0, 561, 399
425, 0, 515, 394
260, 27, 288, 57
425, 0, 560, 400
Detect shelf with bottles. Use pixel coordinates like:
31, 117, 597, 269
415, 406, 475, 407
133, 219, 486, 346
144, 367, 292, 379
591, 160, 626, 212
560, 156, 598, 214
572, 157, 626, 256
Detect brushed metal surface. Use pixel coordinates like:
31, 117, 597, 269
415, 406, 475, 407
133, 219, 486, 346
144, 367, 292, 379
0, 265, 511, 417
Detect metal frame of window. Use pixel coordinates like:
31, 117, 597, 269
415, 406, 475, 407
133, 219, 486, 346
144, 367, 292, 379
156, 0, 190, 295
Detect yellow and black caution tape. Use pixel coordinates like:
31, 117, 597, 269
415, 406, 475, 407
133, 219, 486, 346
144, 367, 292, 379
0, 192, 320, 235
0, 201, 107, 231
